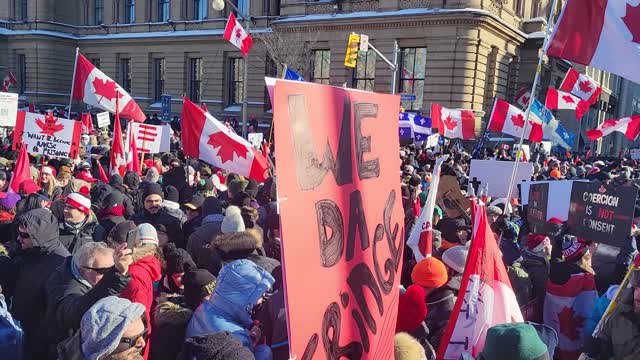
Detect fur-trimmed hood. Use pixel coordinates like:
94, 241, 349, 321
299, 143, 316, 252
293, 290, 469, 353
213, 228, 263, 254
154, 296, 194, 326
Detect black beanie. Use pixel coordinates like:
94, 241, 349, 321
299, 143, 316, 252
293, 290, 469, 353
107, 220, 137, 245
178, 332, 254, 360
183, 269, 217, 309
109, 174, 124, 187
143, 182, 164, 201
164, 243, 196, 275
164, 185, 180, 203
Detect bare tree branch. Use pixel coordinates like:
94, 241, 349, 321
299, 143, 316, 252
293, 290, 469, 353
254, 29, 320, 77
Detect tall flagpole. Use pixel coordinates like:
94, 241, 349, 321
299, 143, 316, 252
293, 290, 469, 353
68, 47, 79, 116
503, 0, 560, 215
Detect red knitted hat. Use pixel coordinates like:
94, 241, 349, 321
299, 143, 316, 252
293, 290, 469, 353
527, 234, 548, 252
396, 285, 428, 333
65, 192, 91, 215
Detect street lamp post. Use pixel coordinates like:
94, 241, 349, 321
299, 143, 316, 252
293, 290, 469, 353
212, 0, 250, 138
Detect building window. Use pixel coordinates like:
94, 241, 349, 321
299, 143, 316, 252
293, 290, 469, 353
532, 0, 542, 18
18, 0, 28, 21
18, 54, 26, 94
158, 0, 170, 22
153, 58, 166, 101
311, 49, 330, 85
125, 0, 136, 23
228, 58, 244, 106
237, 0, 250, 17
352, 49, 376, 91
194, 0, 207, 20
189, 58, 203, 103
120, 58, 132, 93
95, 0, 104, 24
399, 47, 427, 111
264, 57, 277, 110
515, 0, 524, 17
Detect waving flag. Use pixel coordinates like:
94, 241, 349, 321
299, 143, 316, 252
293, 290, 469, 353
488, 98, 543, 142
109, 97, 127, 176
431, 103, 475, 140
81, 112, 93, 134
531, 99, 576, 150
399, 113, 413, 139
586, 115, 640, 141
224, 13, 253, 57
8, 144, 30, 193
126, 125, 142, 175
181, 98, 269, 181
284, 67, 305, 81
1, 72, 17, 92
547, 0, 640, 85
407, 155, 448, 262
514, 87, 532, 109
545, 88, 590, 120
72, 53, 145, 122
559, 69, 602, 106
438, 200, 523, 359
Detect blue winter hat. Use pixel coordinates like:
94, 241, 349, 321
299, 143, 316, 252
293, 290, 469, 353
80, 296, 146, 360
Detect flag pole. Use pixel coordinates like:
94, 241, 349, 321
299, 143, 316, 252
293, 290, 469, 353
503, 0, 559, 215
68, 47, 79, 116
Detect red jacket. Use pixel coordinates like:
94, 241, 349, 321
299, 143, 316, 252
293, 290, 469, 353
120, 254, 162, 359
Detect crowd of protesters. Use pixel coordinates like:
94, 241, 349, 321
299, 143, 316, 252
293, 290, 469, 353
0, 119, 640, 360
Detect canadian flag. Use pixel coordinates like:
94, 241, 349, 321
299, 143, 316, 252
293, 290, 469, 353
181, 98, 269, 181
223, 13, 253, 57
488, 98, 543, 142
559, 68, 602, 106
437, 200, 523, 359
110, 99, 127, 176
514, 86, 532, 109
545, 88, 590, 121
547, 0, 640, 86
1, 72, 17, 92
8, 143, 31, 193
407, 155, 448, 262
586, 115, 640, 141
81, 112, 93, 134
431, 103, 476, 140
72, 52, 145, 122
126, 124, 142, 175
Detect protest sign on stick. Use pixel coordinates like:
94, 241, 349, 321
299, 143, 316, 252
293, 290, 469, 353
12, 111, 81, 158
0, 91, 18, 127
568, 182, 637, 247
273, 80, 404, 360
469, 159, 533, 198
436, 175, 470, 220
527, 183, 549, 234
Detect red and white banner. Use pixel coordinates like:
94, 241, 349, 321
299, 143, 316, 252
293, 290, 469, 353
586, 115, 640, 141
545, 88, 590, 121
514, 87, 532, 109
81, 112, 93, 134
126, 128, 142, 175
438, 200, 523, 359
181, 98, 269, 181
12, 111, 82, 158
559, 69, 602, 106
127, 122, 170, 153
547, 0, 640, 86
72, 52, 145, 122
431, 103, 476, 140
110, 103, 127, 176
1, 72, 17, 92
488, 98, 543, 142
407, 155, 448, 262
223, 13, 253, 57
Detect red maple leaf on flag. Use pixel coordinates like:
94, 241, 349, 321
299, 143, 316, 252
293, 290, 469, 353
207, 131, 249, 164
92, 77, 123, 103
558, 307, 585, 341
443, 115, 457, 131
35, 112, 65, 136
511, 113, 525, 128
622, 3, 640, 44
562, 95, 576, 104
578, 80, 593, 94
521, 95, 530, 106
601, 119, 620, 129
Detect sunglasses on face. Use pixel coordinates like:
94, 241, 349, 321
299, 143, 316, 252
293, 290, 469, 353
82, 266, 114, 275
18, 232, 30, 239
119, 328, 148, 349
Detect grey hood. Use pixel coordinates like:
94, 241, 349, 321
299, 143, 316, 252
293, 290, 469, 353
16, 208, 64, 253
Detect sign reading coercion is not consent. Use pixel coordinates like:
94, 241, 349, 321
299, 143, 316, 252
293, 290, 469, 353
273, 79, 404, 360
568, 182, 637, 247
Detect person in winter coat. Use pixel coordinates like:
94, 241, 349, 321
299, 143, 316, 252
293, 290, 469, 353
123, 170, 143, 213
59, 193, 99, 254
57, 296, 148, 360
0, 191, 20, 243
132, 183, 185, 248
42, 241, 133, 358
158, 243, 197, 295
150, 299, 195, 360
109, 174, 135, 217
7, 208, 70, 359
182, 194, 206, 241
163, 185, 187, 224
93, 191, 127, 242
40, 165, 63, 202
519, 234, 552, 301
254, 266, 288, 360
583, 284, 619, 338
186, 259, 275, 360
204, 206, 280, 276
395, 332, 431, 360
475, 323, 551, 360
187, 196, 224, 268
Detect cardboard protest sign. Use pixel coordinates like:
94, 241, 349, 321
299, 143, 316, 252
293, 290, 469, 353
469, 159, 533, 198
527, 183, 549, 234
0, 92, 18, 127
520, 180, 585, 222
127, 122, 170, 153
96, 111, 110, 128
568, 182, 638, 247
248, 132, 264, 149
436, 175, 470, 220
273, 80, 404, 360
12, 111, 81, 158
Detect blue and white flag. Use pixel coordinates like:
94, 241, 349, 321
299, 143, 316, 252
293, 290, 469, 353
399, 112, 432, 141
399, 113, 413, 139
284, 67, 305, 81
531, 99, 575, 150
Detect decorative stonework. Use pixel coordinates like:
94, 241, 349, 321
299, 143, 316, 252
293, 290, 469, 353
305, 3, 336, 15
351, 0, 379, 12
399, 0, 431, 9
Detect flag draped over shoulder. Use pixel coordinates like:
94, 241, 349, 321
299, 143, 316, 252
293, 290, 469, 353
438, 200, 523, 360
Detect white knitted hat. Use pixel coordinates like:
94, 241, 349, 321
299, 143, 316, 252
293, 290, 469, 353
442, 245, 469, 274
221, 206, 245, 234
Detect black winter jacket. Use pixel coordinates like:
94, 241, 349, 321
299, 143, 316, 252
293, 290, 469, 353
58, 213, 99, 255
131, 208, 185, 248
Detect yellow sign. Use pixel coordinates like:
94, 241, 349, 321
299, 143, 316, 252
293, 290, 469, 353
344, 34, 360, 68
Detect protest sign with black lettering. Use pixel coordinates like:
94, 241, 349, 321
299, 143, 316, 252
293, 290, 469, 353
273, 79, 403, 360
527, 183, 549, 234
12, 111, 81, 158
0, 92, 18, 127
568, 182, 637, 247
96, 111, 111, 128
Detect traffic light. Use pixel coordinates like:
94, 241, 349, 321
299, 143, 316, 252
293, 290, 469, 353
344, 34, 360, 68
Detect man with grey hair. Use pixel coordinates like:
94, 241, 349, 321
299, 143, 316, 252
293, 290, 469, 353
41, 241, 133, 358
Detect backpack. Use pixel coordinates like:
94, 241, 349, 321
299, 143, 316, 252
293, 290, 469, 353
0, 294, 23, 360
